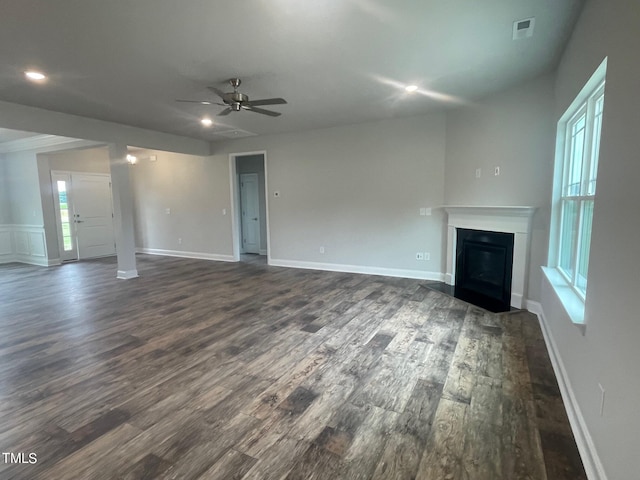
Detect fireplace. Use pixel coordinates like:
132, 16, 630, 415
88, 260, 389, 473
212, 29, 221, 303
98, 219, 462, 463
455, 228, 514, 312
444, 206, 536, 310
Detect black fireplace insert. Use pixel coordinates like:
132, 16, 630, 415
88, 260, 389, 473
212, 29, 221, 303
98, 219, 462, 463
454, 228, 514, 312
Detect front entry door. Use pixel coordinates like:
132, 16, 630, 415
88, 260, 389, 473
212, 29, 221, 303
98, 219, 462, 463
73, 174, 116, 259
240, 173, 260, 254
52, 172, 116, 260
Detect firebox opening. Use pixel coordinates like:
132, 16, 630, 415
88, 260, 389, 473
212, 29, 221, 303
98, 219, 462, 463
454, 228, 514, 313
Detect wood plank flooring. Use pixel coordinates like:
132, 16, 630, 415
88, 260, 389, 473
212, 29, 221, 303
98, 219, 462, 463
0, 255, 587, 479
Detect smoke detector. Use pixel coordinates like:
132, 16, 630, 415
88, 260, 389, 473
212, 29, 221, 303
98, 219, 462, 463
513, 17, 535, 40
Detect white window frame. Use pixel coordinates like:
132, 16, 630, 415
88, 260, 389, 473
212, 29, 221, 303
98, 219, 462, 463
558, 82, 604, 297
546, 58, 607, 323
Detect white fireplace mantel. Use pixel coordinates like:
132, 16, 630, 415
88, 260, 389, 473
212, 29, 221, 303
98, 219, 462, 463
444, 205, 536, 309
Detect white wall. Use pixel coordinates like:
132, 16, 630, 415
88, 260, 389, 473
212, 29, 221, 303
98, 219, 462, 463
0, 151, 51, 265
130, 149, 233, 259
0, 155, 11, 224
213, 114, 447, 278
3, 150, 43, 225
541, 1, 640, 479
46, 146, 111, 174
445, 74, 556, 301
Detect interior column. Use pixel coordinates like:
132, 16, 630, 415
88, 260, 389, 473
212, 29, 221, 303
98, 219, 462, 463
108, 143, 138, 279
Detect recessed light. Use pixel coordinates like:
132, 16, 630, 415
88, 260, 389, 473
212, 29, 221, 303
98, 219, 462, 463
201, 117, 213, 127
405, 85, 419, 93
201, 101, 212, 105
25, 71, 47, 81
126, 154, 138, 165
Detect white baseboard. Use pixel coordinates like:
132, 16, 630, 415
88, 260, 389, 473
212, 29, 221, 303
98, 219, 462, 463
524, 299, 542, 315
268, 258, 445, 282
13, 255, 52, 267
534, 305, 608, 480
259, 249, 268, 256
136, 247, 235, 263
0, 254, 15, 264
117, 269, 139, 280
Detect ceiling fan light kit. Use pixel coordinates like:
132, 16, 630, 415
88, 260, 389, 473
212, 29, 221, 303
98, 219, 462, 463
177, 78, 287, 118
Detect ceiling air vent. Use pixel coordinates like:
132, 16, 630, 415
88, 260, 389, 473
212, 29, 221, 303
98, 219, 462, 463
513, 17, 535, 40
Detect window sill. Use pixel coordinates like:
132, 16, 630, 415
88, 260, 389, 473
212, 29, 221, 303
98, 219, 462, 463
541, 266, 586, 330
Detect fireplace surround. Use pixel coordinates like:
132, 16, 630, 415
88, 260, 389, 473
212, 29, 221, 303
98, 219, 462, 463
444, 206, 536, 309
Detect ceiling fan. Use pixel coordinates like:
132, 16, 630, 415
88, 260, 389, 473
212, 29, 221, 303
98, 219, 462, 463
177, 78, 287, 117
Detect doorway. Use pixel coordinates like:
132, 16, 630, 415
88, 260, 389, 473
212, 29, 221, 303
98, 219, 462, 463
52, 171, 116, 261
230, 152, 269, 263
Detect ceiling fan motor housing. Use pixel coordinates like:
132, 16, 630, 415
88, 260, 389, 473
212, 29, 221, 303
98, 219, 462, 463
224, 91, 249, 106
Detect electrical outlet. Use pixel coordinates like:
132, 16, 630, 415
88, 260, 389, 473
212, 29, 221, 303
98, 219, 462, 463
424, 252, 430, 261
494, 166, 501, 176
178, 237, 182, 245
416, 252, 424, 260
424, 208, 432, 216
165, 208, 171, 215
319, 246, 325, 254
475, 168, 481, 178
222, 208, 227, 215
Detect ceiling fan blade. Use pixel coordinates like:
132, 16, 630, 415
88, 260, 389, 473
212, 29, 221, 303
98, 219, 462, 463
207, 86, 227, 98
245, 106, 281, 117
176, 99, 214, 105
217, 108, 233, 116
247, 98, 287, 107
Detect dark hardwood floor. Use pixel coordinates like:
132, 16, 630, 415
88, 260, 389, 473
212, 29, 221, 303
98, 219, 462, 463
0, 255, 586, 479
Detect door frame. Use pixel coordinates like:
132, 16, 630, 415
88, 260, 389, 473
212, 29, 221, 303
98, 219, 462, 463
51, 170, 115, 261
229, 151, 271, 263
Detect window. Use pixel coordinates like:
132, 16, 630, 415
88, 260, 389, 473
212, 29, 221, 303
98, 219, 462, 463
553, 61, 606, 300
56, 180, 73, 252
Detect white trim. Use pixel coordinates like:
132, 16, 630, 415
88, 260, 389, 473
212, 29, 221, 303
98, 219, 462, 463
229, 151, 270, 264
1, 225, 53, 266
116, 269, 139, 280
259, 249, 267, 256
444, 205, 536, 309
269, 258, 444, 281
12, 255, 51, 267
136, 247, 235, 263
534, 305, 608, 480
523, 299, 542, 315
542, 266, 585, 325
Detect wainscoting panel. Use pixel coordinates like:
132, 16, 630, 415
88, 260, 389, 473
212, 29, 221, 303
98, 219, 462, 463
0, 225, 51, 266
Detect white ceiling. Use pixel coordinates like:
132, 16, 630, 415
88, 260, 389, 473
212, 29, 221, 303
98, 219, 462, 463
0, 0, 583, 142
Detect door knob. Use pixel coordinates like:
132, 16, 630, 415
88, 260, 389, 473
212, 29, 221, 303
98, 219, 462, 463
252, 218, 258, 221
76, 220, 85, 223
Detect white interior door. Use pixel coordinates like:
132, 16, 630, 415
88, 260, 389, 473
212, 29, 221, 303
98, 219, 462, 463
240, 173, 261, 254
72, 174, 116, 259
